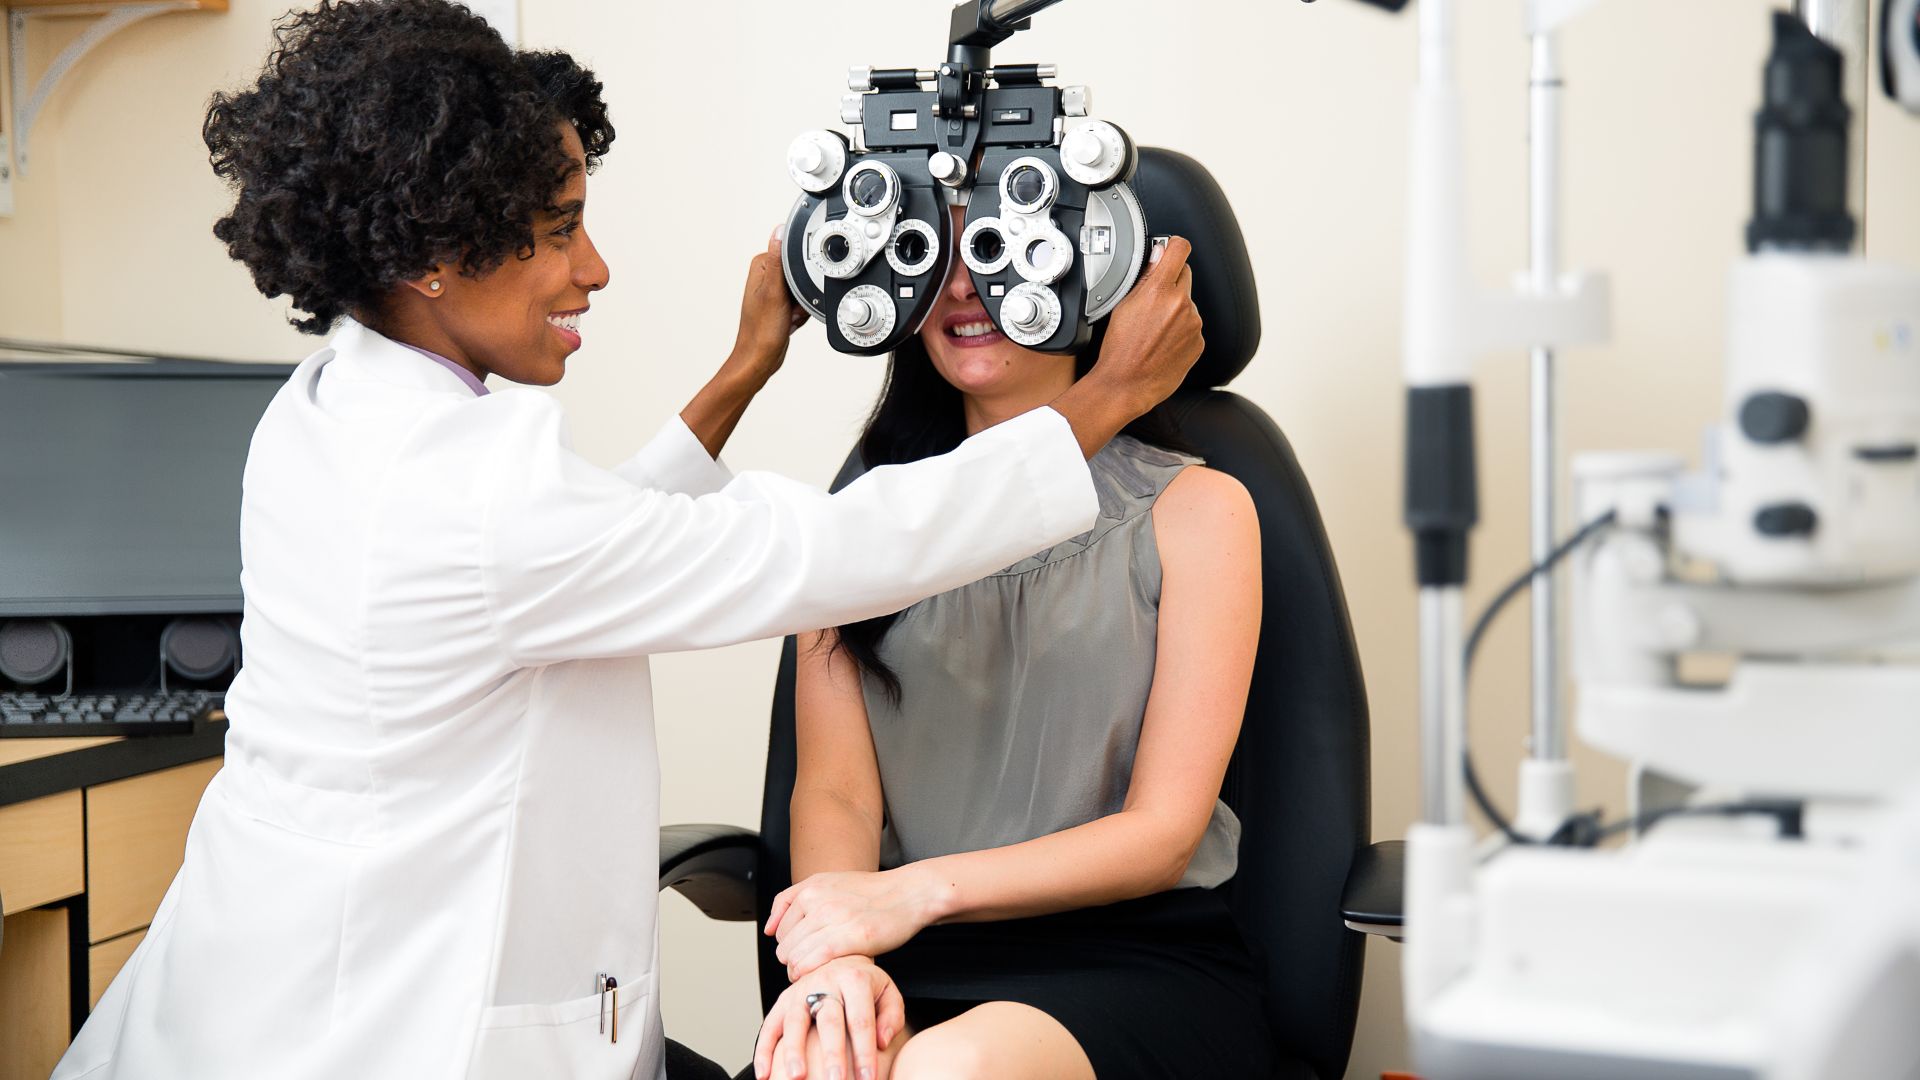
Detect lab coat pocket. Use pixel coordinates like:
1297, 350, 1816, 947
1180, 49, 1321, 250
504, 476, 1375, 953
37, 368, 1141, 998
468, 984, 649, 1080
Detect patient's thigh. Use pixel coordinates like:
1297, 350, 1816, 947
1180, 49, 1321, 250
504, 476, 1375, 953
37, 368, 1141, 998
889, 1002, 1094, 1080
769, 1019, 916, 1080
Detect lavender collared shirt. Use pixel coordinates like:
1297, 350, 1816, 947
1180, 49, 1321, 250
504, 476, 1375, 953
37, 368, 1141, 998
398, 342, 489, 397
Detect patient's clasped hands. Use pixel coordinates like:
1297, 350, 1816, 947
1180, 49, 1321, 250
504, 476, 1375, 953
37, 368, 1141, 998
755, 868, 940, 1080
767, 868, 941, 981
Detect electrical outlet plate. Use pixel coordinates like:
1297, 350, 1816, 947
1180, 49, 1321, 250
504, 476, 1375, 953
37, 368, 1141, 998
0, 132, 14, 217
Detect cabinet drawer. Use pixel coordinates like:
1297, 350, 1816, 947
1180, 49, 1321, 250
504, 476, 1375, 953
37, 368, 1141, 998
0, 907, 72, 1080
0, 790, 84, 914
89, 930, 147, 1010
86, 758, 221, 943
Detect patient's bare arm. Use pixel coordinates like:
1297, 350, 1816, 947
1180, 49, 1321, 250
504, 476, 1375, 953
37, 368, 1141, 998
770, 466, 1261, 979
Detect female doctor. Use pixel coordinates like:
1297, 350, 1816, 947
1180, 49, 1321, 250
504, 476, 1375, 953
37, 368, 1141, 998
53, 3, 1204, 1080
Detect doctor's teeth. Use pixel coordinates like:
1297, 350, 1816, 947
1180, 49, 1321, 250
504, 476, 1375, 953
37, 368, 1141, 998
547, 313, 581, 332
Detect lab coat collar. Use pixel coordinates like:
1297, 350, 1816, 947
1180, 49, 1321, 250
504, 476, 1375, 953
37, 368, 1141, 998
324, 318, 491, 399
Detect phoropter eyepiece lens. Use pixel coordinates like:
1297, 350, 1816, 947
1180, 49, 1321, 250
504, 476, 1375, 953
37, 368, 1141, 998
1025, 237, 1055, 269
849, 170, 890, 209
895, 230, 928, 265
809, 219, 868, 280
843, 161, 900, 218
885, 218, 941, 277
998, 157, 1059, 215
971, 228, 1005, 264
1007, 166, 1048, 208
960, 216, 1013, 276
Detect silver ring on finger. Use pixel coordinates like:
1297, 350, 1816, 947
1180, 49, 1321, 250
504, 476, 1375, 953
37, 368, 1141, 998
805, 991, 839, 1018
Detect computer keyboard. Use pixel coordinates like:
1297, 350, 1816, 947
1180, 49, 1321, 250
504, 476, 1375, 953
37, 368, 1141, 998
0, 689, 225, 738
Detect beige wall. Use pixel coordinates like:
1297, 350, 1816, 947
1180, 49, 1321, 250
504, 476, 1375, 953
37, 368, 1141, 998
3, 0, 1917, 1075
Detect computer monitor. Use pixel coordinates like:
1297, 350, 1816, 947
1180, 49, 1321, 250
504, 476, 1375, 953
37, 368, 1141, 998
0, 358, 294, 618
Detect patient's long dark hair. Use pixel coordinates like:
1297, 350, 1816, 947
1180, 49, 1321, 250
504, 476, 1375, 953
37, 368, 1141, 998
834, 320, 1195, 704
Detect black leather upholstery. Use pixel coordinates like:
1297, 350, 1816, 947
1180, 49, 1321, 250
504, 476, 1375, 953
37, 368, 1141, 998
1131, 148, 1264, 393
1166, 390, 1372, 1080
745, 150, 1374, 1079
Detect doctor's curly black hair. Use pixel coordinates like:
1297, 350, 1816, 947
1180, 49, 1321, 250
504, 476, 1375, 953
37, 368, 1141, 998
204, 0, 614, 333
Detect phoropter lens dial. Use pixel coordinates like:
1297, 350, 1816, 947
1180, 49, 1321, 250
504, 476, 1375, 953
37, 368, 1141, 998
837, 284, 897, 348
843, 161, 901, 218
886, 218, 941, 277
1000, 282, 1063, 347
961, 216, 1012, 275
787, 131, 849, 194
1058, 120, 1133, 189
809, 218, 869, 280
1012, 225, 1073, 285
999, 157, 1059, 215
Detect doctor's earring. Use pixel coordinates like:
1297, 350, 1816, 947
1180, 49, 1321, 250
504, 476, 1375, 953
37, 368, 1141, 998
428, 280, 442, 293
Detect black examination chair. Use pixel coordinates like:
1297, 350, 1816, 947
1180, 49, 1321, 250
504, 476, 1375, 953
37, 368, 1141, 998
659, 148, 1388, 1079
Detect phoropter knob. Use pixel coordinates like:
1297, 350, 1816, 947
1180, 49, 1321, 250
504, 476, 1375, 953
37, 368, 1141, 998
840, 295, 880, 332
1739, 391, 1811, 444
1059, 121, 1131, 188
999, 282, 1062, 347
787, 131, 847, 194
836, 284, 896, 349
1754, 502, 1818, 537
1004, 294, 1041, 330
928, 151, 969, 189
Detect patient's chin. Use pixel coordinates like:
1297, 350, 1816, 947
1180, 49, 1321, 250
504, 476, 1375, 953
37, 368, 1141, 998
928, 339, 1024, 393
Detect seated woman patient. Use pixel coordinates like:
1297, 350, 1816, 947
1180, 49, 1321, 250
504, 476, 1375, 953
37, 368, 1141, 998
757, 229, 1274, 1080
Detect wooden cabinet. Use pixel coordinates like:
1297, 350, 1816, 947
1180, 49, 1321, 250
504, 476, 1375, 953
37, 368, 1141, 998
0, 908, 71, 1080
0, 744, 222, 1068
85, 759, 220, 943
88, 929, 145, 1010
0, 791, 83, 915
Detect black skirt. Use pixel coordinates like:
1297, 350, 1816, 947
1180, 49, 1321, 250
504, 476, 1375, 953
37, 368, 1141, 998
874, 887, 1275, 1078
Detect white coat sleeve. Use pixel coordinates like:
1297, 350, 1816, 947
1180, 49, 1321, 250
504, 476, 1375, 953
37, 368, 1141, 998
480, 398, 1098, 663
610, 415, 733, 496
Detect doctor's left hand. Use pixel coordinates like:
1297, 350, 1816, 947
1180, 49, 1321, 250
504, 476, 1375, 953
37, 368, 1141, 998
766, 869, 938, 981
725, 231, 810, 390
754, 955, 904, 1080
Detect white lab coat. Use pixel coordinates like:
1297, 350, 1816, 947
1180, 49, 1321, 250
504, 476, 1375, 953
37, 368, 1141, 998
54, 319, 1097, 1080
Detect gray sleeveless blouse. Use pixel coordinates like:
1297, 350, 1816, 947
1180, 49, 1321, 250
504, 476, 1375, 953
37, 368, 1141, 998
862, 434, 1243, 889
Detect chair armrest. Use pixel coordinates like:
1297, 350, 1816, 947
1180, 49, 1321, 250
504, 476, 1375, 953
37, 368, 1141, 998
659, 823, 760, 922
1341, 840, 1405, 941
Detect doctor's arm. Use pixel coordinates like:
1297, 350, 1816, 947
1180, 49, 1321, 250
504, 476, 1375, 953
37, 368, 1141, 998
482, 396, 1098, 665
676, 235, 809, 460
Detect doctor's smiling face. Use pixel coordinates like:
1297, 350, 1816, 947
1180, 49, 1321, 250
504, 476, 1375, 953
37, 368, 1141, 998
399, 123, 609, 387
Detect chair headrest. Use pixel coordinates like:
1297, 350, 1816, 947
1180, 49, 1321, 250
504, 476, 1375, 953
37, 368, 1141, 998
1131, 148, 1261, 391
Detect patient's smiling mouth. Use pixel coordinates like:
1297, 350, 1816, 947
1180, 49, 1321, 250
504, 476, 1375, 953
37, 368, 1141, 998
942, 309, 1005, 348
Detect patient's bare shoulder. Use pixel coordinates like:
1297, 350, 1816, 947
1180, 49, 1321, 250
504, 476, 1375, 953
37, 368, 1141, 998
1151, 465, 1259, 569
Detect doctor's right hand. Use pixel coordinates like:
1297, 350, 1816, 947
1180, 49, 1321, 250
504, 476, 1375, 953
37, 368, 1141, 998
755, 955, 904, 1080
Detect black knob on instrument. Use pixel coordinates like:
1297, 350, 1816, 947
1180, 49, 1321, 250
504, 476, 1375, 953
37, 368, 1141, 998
1739, 391, 1812, 444
0, 620, 70, 686
1754, 502, 1819, 537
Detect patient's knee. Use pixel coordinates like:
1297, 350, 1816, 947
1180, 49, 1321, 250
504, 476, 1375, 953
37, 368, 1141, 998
889, 1026, 992, 1080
